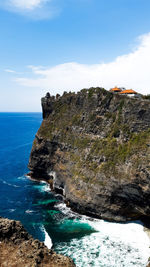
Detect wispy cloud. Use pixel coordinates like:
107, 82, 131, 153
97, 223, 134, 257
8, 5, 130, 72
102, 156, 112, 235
15, 33, 150, 96
0, 0, 59, 20
9, 0, 48, 10
5, 68, 16, 73
4, 68, 24, 75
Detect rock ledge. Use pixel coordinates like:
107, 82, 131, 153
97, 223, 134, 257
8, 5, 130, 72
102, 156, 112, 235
0, 216, 75, 267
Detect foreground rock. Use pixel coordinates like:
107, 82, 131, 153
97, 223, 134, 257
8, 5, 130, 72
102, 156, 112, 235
28, 87, 150, 222
0, 217, 75, 267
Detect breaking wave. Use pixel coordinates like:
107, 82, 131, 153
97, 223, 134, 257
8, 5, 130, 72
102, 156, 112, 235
41, 225, 53, 249
55, 202, 150, 267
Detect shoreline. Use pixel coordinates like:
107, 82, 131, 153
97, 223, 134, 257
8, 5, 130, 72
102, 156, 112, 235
26, 172, 150, 267
26, 172, 150, 235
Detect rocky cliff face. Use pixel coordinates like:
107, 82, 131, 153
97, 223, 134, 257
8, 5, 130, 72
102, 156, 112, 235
28, 87, 150, 222
0, 217, 75, 267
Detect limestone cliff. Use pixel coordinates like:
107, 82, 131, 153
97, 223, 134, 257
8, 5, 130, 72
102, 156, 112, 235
0, 217, 75, 267
28, 87, 150, 222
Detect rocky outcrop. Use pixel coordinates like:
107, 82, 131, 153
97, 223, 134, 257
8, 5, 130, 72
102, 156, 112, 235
0, 217, 75, 267
28, 87, 150, 222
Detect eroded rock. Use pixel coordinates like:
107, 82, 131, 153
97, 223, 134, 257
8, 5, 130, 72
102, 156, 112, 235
0, 217, 75, 267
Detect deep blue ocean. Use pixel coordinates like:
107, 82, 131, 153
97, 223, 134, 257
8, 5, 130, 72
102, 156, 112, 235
0, 112, 149, 267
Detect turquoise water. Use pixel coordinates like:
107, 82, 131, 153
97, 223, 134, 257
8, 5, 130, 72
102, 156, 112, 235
0, 112, 149, 267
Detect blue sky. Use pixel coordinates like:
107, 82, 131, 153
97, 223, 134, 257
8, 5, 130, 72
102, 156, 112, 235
0, 0, 150, 111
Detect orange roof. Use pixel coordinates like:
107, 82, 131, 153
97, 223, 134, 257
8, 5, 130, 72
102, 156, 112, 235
110, 87, 122, 92
120, 89, 137, 94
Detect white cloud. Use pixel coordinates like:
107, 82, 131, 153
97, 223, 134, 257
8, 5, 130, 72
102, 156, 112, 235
5, 69, 16, 73
15, 33, 150, 96
4, 68, 24, 75
9, 0, 48, 10
0, 0, 58, 20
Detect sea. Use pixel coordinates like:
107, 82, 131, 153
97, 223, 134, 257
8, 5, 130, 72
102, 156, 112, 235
0, 112, 150, 267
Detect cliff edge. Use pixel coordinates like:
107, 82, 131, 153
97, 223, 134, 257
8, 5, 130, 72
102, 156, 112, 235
0, 217, 75, 267
28, 87, 150, 222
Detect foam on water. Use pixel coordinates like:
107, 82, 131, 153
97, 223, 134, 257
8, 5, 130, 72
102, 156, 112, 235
55, 203, 76, 217
41, 184, 51, 193
41, 225, 53, 249
1, 179, 20, 188
8, 209, 15, 213
25, 209, 35, 214
33, 181, 51, 193
18, 176, 26, 180
55, 203, 150, 267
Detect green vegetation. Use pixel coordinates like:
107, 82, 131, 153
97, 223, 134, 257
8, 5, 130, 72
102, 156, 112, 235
68, 128, 150, 182
38, 120, 55, 140
88, 88, 94, 98
118, 99, 125, 112
72, 114, 81, 125
105, 112, 116, 121
89, 128, 150, 174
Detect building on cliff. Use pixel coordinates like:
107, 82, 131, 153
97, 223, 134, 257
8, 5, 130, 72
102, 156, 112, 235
109, 87, 122, 93
120, 89, 138, 97
110, 87, 140, 98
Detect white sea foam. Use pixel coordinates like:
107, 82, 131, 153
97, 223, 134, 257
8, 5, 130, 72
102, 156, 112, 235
42, 184, 51, 192
8, 209, 15, 213
18, 176, 26, 180
25, 209, 35, 214
40, 183, 51, 193
41, 225, 53, 249
55, 203, 70, 213
33, 181, 51, 193
55, 202, 150, 267
88, 219, 150, 264
2, 180, 20, 188
55, 203, 77, 217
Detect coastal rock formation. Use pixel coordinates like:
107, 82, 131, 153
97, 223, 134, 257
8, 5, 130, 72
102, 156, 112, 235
0, 217, 75, 267
28, 87, 150, 222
